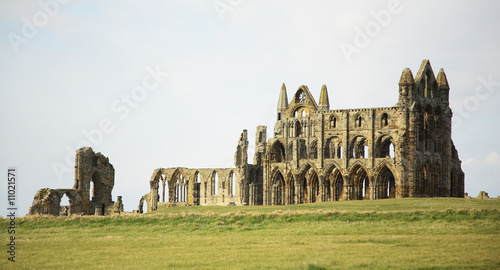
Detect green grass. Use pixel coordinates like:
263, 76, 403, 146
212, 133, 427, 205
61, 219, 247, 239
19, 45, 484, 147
2, 198, 499, 269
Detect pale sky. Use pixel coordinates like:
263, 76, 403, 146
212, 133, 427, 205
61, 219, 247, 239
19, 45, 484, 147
1, 0, 499, 216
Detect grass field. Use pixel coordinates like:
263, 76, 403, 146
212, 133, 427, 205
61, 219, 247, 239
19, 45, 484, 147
1, 198, 499, 269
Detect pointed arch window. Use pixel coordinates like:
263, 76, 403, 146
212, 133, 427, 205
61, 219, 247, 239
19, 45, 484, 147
381, 113, 388, 127
329, 116, 337, 128
309, 141, 318, 159
295, 121, 302, 137
271, 141, 286, 163
298, 140, 307, 160
355, 115, 362, 128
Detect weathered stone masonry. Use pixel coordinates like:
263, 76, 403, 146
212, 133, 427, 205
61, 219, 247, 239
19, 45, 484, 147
142, 60, 465, 212
29, 147, 122, 216
140, 129, 265, 212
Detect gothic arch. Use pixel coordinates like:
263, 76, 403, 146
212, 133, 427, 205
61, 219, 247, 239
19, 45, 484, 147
298, 139, 307, 160
375, 134, 395, 158
309, 140, 318, 159
297, 163, 319, 204
271, 140, 286, 163
329, 114, 337, 128
374, 163, 397, 199
323, 162, 344, 202
324, 136, 342, 159
424, 105, 435, 152
348, 163, 371, 200
354, 113, 363, 128
286, 171, 295, 205
293, 106, 308, 118
150, 169, 164, 189
380, 113, 389, 127
298, 162, 318, 178
308, 170, 319, 203
295, 120, 303, 136
271, 170, 285, 205
171, 169, 188, 203
331, 169, 344, 201
350, 135, 369, 159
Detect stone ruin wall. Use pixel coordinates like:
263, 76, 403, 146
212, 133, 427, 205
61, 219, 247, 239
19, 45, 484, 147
29, 147, 122, 216
140, 129, 266, 213
142, 60, 465, 212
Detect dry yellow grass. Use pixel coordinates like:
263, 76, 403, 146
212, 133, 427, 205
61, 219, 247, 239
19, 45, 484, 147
1, 198, 499, 269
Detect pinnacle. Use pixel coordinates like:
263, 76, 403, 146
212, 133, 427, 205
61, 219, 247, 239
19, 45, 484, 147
399, 68, 415, 84
437, 68, 450, 89
318, 84, 330, 110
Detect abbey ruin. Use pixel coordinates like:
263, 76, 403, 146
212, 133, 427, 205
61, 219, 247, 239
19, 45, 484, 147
140, 60, 465, 212
29, 60, 465, 215
29, 147, 123, 216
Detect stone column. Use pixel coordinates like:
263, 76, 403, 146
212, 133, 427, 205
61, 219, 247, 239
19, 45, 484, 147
320, 184, 328, 202
150, 181, 158, 211
295, 184, 300, 204
294, 174, 300, 204
284, 186, 289, 205
271, 185, 276, 205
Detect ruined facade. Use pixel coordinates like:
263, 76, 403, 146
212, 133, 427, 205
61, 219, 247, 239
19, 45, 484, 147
141, 129, 265, 212
29, 147, 122, 216
142, 60, 464, 212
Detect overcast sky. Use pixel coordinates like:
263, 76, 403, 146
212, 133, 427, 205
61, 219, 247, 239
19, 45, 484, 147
1, 1, 499, 216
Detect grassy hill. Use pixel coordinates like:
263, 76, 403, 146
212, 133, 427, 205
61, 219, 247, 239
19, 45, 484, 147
2, 198, 499, 269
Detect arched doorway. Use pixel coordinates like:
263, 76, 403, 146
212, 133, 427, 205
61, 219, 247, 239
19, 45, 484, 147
351, 165, 370, 200
59, 193, 71, 216
299, 165, 319, 204
287, 173, 295, 205
376, 166, 396, 199
272, 171, 285, 205
332, 170, 344, 201
309, 172, 319, 203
